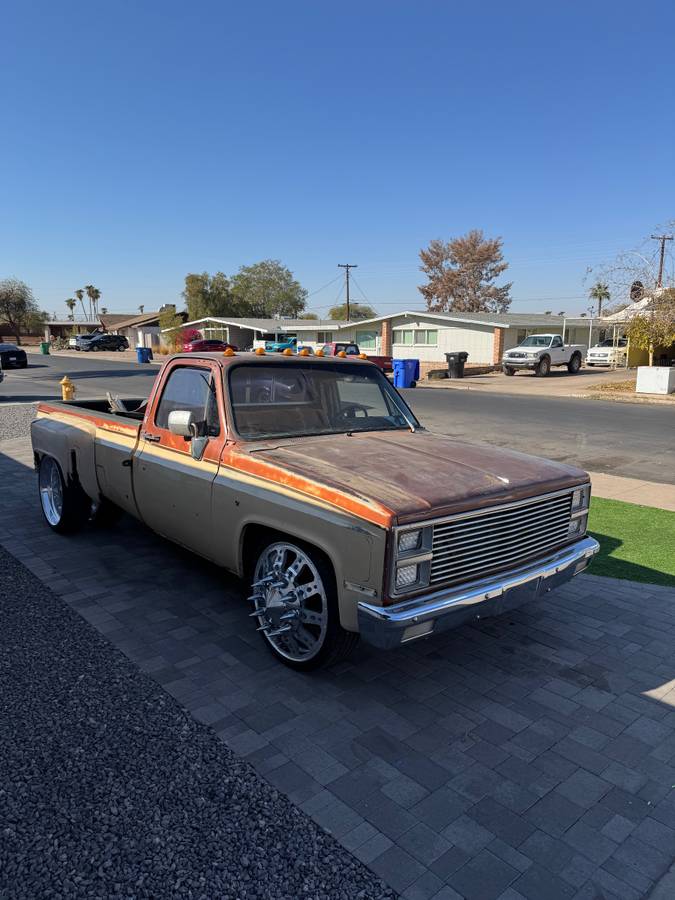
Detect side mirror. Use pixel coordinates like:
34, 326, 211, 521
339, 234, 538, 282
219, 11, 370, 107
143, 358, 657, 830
167, 409, 195, 438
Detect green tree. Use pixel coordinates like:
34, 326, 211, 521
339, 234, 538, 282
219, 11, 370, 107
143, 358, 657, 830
159, 307, 185, 350
626, 289, 675, 366
0, 278, 44, 344
588, 281, 610, 317
183, 271, 235, 321
230, 260, 307, 318
327, 302, 377, 321
419, 229, 512, 313
65, 298, 77, 320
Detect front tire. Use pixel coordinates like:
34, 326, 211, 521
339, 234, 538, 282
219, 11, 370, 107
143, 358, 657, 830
503, 365, 515, 376
38, 456, 91, 533
535, 356, 550, 377
249, 538, 358, 670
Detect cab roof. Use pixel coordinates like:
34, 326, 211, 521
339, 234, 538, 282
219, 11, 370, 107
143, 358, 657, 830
168, 351, 376, 367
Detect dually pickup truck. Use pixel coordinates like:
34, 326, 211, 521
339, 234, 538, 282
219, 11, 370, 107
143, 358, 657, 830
502, 334, 585, 376
31, 352, 599, 670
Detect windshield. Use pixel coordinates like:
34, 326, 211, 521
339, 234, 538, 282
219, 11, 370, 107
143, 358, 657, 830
228, 362, 417, 440
520, 335, 553, 347
598, 338, 627, 347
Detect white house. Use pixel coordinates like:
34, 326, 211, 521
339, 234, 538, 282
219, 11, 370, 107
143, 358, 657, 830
179, 311, 604, 377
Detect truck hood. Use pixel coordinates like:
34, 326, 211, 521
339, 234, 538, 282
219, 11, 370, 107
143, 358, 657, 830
250, 430, 588, 524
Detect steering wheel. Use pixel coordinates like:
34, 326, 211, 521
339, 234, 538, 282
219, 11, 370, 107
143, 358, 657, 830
340, 402, 370, 418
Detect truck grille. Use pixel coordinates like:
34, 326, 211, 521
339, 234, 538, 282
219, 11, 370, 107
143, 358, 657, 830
429, 492, 573, 586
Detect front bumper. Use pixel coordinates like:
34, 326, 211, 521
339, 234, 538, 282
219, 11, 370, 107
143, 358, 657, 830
502, 356, 539, 369
358, 536, 599, 649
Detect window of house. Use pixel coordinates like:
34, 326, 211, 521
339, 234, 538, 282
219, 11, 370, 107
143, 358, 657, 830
355, 329, 378, 349
155, 367, 220, 436
393, 329, 414, 345
317, 331, 333, 343
414, 329, 438, 345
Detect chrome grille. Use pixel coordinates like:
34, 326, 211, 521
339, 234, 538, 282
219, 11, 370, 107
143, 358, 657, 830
430, 492, 573, 586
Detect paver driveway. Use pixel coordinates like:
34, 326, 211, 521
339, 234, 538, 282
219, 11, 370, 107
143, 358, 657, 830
2, 435, 675, 899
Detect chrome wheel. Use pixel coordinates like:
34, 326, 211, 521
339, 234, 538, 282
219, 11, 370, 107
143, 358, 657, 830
251, 542, 328, 663
39, 456, 64, 526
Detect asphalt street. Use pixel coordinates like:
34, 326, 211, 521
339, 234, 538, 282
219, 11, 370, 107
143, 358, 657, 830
1, 352, 673, 484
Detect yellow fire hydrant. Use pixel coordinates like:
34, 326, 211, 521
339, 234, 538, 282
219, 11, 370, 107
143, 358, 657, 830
60, 375, 76, 401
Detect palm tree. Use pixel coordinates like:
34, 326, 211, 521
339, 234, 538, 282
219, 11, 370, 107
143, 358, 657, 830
74, 289, 87, 320
65, 298, 77, 321
138, 304, 145, 314
84, 284, 101, 320
589, 282, 610, 317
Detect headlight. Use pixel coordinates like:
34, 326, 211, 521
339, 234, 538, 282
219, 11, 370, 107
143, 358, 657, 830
571, 484, 591, 512
398, 529, 422, 552
568, 513, 588, 536
396, 564, 419, 589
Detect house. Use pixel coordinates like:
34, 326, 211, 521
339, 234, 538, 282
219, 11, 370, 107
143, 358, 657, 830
107, 306, 187, 349
179, 311, 605, 377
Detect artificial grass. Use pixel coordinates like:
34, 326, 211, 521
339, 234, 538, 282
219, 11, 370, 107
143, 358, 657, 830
587, 496, 675, 587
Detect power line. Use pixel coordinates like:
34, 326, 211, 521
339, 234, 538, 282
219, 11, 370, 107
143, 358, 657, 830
307, 274, 342, 298
337, 264, 357, 320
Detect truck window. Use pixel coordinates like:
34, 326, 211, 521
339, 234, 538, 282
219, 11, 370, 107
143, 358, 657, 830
155, 366, 221, 436
551, 336, 563, 348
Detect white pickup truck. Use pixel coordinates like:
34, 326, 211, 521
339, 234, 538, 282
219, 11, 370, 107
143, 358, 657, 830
502, 334, 585, 377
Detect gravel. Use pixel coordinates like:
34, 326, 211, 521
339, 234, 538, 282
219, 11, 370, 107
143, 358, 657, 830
0, 546, 396, 900
0, 402, 37, 442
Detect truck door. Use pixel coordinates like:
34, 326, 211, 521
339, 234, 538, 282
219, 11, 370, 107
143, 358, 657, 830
550, 335, 564, 363
133, 360, 225, 558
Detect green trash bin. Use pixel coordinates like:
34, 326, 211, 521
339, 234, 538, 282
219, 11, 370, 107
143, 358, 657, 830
39, 341, 51, 355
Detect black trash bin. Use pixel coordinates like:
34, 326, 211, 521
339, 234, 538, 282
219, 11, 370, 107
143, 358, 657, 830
445, 351, 469, 378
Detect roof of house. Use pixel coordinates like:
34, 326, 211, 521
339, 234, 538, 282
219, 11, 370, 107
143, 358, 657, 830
99, 313, 144, 329
180, 316, 349, 333
108, 310, 186, 330
332, 310, 607, 329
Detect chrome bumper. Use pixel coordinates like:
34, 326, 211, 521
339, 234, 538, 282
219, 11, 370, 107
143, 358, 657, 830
358, 536, 599, 649
502, 358, 537, 368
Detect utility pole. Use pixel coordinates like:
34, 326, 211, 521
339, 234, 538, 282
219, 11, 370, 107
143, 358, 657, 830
338, 264, 357, 320
651, 234, 673, 288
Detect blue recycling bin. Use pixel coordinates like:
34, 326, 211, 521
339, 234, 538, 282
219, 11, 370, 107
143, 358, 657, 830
393, 358, 420, 388
136, 346, 151, 364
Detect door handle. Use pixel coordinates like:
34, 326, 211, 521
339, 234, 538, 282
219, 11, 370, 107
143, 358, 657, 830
143, 432, 161, 443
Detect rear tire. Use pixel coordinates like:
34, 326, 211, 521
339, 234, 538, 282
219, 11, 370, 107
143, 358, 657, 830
38, 456, 91, 533
535, 356, 550, 377
567, 353, 582, 374
249, 536, 359, 671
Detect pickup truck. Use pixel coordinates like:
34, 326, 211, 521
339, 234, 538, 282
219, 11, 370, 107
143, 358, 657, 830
31, 352, 598, 670
502, 334, 585, 376
320, 341, 393, 373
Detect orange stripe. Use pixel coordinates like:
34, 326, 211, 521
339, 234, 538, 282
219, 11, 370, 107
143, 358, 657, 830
221, 447, 393, 529
37, 403, 139, 437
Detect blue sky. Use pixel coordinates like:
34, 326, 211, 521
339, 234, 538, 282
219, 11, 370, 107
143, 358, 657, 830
2, 0, 674, 318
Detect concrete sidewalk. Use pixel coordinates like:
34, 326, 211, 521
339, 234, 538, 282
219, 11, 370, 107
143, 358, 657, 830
588, 473, 675, 513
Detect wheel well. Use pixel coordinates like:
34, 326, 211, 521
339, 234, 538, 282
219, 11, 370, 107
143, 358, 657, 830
240, 524, 336, 585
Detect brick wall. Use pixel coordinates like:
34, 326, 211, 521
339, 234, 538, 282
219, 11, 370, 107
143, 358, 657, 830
381, 319, 392, 355
492, 327, 505, 365
416, 360, 499, 380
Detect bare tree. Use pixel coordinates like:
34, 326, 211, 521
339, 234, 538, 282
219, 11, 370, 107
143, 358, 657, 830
419, 230, 512, 313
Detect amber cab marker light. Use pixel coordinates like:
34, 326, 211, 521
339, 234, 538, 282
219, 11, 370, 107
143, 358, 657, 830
359, 353, 368, 359
299, 348, 310, 356
337, 350, 347, 357
315, 349, 324, 357
255, 347, 266, 355
223, 348, 236, 356
282, 347, 293, 355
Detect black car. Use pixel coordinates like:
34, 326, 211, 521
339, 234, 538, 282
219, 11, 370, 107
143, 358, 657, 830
0, 343, 28, 368
81, 333, 129, 352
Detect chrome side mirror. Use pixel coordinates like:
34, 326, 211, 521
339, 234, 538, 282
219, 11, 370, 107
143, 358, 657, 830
167, 409, 194, 437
